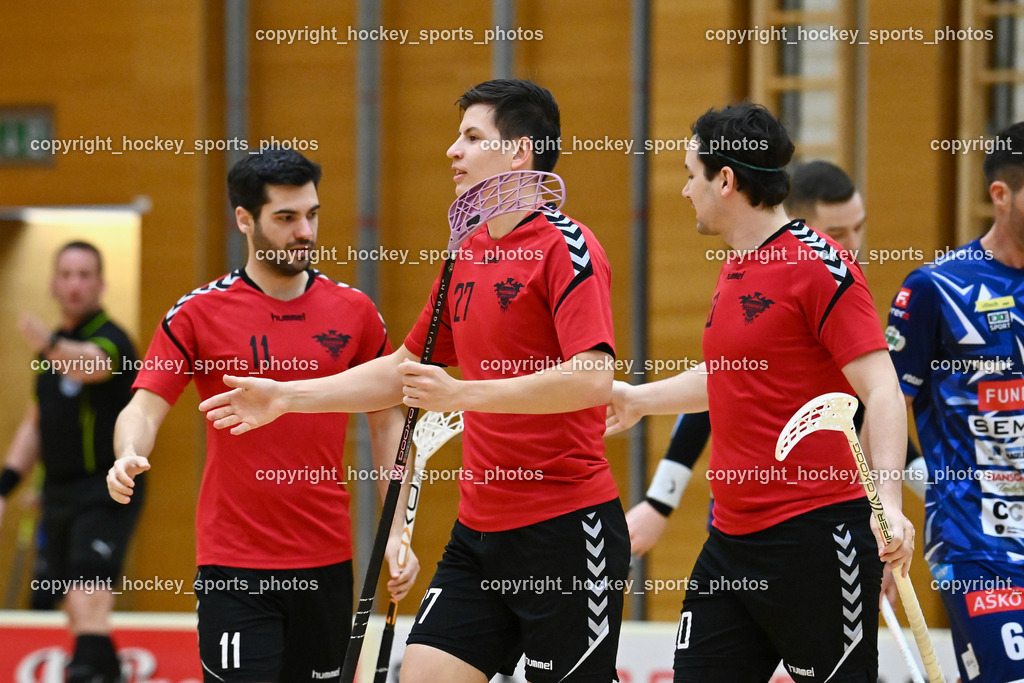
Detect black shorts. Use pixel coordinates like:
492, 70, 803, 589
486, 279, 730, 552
194, 562, 353, 683
41, 472, 146, 584
674, 498, 882, 683
407, 498, 629, 682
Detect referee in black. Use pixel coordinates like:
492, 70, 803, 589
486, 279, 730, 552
1, 241, 142, 683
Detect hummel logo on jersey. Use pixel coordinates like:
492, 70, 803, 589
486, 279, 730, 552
165, 271, 240, 323
739, 292, 774, 323
524, 657, 554, 671
494, 278, 525, 311
727, 272, 745, 280
271, 312, 306, 322
789, 223, 849, 287
313, 330, 352, 358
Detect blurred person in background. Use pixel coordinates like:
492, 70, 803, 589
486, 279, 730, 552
0, 240, 142, 683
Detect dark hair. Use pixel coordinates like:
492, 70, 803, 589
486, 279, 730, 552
785, 160, 856, 218
56, 240, 103, 274
983, 122, 1024, 192
457, 79, 561, 172
228, 148, 322, 219
691, 103, 794, 208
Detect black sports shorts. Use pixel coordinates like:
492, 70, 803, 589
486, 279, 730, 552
673, 498, 883, 682
41, 473, 145, 586
194, 561, 353, 682
408, 498, 630, 682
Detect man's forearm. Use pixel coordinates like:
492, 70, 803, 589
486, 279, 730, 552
629, 365, 710, 417
861, 383, 908, 507
286, 349, 409, 415
114, 406, 158, 460
841, 350, 909, 508
459, 350, 613, 414
368, 406, 414, 539
1, 405, 40, 498
45, 339, 113, 384
3, 405, 40, 475
113, 390, 172, 460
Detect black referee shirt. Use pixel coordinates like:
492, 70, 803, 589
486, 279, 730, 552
36, 310, 138, 484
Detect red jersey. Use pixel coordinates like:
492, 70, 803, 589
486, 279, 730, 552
405, 208, 619, 531
134, 269, 390, 568
703, 221, 886, 534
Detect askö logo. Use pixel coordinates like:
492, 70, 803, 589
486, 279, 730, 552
313, 330, 351, 358
739, 292, 774, 324
494, 278, 525, 311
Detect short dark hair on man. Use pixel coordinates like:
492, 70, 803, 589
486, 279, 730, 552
457, 79, 561, 173
691, 103, 794, 208
785, 160, 856, 219
56, 240, 103, 275
228, 148, 322, 219
983, 122, 1024, 192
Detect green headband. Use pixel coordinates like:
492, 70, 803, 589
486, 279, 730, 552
713, 151, 785, 173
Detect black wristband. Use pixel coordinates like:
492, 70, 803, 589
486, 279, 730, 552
645, 496, 673, 518
0, 467, 22, 497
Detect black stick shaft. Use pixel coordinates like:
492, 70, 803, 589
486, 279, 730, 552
340, 257, 456, 683
373, 601, 399, 683
373, 463, 425, 681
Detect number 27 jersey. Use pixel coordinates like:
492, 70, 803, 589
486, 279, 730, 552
404, 208, 619, 532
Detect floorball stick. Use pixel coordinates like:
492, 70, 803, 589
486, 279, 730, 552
373, 410, 464, 683
881, 594, 926, 683
341, 171, 565, 683
775, 392, 945, 683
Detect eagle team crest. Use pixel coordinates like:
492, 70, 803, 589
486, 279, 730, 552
739, 292, 774, 324
494, 278, 525, 311
313, 330, 352, 358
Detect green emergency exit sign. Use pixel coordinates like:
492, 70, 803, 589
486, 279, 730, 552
0, 108, 53, 166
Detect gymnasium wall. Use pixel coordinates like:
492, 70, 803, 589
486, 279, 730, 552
0, 2, 216, 611
0, 0, 964, 629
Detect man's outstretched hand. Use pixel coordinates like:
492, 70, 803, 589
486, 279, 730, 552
199, 375, 287, 435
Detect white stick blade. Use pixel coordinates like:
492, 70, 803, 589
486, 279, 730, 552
775, 392, 858, 461
412, 410, 465, 462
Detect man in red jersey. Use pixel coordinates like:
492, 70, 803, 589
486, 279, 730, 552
107, 149, 417, 682
199, 80, 629, 683
605, 104, 915, 682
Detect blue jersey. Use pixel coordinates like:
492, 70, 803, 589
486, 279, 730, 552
886, 239, 1024, 565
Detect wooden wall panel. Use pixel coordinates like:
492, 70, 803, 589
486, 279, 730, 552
0, 0, 214, 611
864, 0, 959, 628
640, 1, 751, 622
249, 2, 358, 285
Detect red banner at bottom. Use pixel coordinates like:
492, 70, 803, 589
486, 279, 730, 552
0, 611, 201, 683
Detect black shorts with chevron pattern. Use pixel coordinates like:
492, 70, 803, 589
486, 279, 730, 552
407, 497, 629, 682
673, 497, 882, 683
